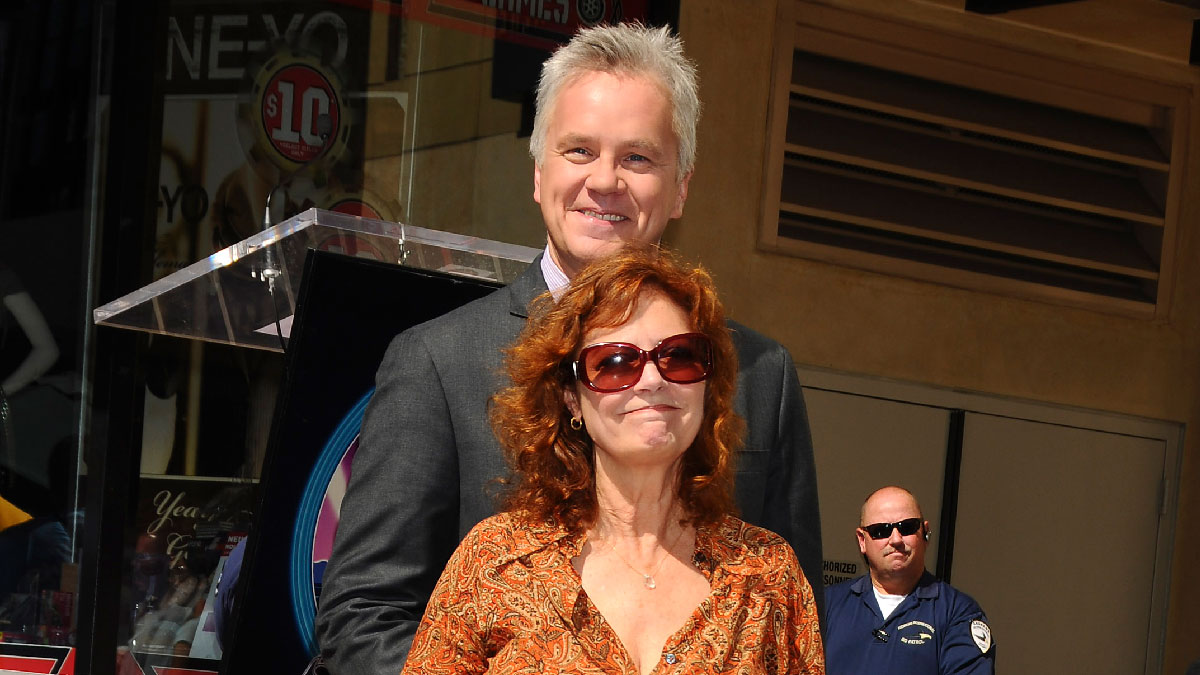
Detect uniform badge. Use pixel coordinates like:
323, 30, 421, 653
970, 620, 992, 653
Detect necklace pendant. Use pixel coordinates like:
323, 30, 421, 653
643, 575, 657, 590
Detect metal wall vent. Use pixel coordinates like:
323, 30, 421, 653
763, 44, 1182, 317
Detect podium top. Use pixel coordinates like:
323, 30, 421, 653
93, 209, 539, 352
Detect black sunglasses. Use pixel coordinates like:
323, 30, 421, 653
861, 517, 923, 540
573, 332, 713, 393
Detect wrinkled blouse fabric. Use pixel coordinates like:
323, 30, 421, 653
401, 511, 825, 674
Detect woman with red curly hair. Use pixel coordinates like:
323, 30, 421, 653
402, 248, 824, 674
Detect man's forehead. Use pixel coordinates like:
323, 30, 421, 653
545, 73, 679, 156
861, 489, 921, 522
550, 69, 671, 113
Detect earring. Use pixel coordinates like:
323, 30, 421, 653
570, 417, 583, 431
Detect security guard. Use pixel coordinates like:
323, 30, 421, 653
824, 486, 995, 674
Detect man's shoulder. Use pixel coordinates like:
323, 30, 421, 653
912, 573, 988, 623
822, 576, 874, 645
930, 577, 987, 614
726, 319, 795, 373
825, 574, 868, 601
374, 290, 511, 375
410, 283, 512, 334
726, 318, 783, 352
395, 273, 540, 360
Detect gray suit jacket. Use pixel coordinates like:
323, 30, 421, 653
315, 258, 824, 673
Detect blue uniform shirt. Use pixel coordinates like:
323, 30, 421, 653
824, 571, 995, 675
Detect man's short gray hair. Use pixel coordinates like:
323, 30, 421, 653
528, 22, 700, 178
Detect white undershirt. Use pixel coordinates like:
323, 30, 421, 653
873, 586, 908, 619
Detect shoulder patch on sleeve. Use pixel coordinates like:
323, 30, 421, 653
970, 619, 992, 653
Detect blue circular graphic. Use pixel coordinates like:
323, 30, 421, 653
290, 389, 373, 656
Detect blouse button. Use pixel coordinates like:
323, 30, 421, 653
664, 653, 677, 665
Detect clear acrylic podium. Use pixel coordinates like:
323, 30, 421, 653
92, 208, 539, 350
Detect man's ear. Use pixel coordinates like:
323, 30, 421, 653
856, 527, 868, 555
670, 170, 693, 219
533, 163, 543, 205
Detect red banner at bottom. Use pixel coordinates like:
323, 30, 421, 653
0, 643, 75, 674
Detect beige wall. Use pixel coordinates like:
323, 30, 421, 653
673, 1, 1200, 673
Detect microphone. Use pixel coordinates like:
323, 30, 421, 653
262, 112, 335, 234
261, 109, 334, 282
259, 112, 334, 349
872, 628, 888, 643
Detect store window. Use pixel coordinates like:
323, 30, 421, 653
0, 0, 94, 669
2, 1, 675, 673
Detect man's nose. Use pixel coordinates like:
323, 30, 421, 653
585, 159, 624, 193
887, 526, 904, 546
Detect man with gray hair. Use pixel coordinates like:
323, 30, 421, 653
316, 23, 823, 673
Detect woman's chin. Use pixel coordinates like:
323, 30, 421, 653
599, 437, 686, 467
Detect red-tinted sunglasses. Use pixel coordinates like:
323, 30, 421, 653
572, 332, 713, 393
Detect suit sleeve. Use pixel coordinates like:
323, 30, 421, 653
315, 328, 462, 674
763, 344, 826, 632
940, 599, 995, 675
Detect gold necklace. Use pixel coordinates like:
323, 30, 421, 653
597, 524, 686, 590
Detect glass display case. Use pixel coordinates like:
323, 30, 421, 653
94, 208, 536, 351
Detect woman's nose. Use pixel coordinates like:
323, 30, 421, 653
632, 358, 666, 391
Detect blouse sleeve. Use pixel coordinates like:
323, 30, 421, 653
400, 533, 492, 675
785, 546, 826, 674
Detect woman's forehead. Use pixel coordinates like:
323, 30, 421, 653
580, 291, 691, 344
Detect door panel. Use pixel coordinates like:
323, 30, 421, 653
953, 413, 1165, 675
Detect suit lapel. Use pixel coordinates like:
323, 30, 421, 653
507, 252, 549, 319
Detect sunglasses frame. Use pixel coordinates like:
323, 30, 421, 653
860, 517, 924, 540
572, 332, 713, 393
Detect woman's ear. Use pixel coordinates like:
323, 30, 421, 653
563, 387, 581, 418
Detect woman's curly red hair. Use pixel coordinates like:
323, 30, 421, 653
491, 247, 743, 533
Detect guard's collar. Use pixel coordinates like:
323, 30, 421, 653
851, 570, 940, 599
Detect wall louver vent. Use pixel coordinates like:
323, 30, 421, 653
762, 7, 1188, 317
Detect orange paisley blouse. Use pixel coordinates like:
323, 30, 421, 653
401, 511, 825, 674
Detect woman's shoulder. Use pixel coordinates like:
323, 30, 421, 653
713, 514, 789, 546
460, 511, 569, 564
461, 511, 525, 546
708, 515, 798, 567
